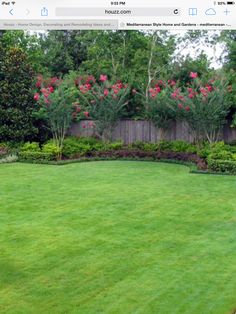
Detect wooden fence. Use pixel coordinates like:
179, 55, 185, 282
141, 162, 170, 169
69, 120, 236, 144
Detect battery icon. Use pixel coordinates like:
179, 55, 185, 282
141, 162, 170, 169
227, 1, 235, 4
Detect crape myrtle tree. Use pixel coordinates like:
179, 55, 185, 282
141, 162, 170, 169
76, 73, 130, 142
134, 79, 177, 140
173, 72, 231, 143
0, 46, 38, 142
34, 74, 79, 156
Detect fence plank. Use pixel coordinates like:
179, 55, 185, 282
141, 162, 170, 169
69, 120, 236, 143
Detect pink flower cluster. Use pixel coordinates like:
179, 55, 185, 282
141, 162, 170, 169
36, 75, 61, 89
79, 84, 92, 94
75, 75, 96, 87
77, 75, 128, 99
34, 86, 54, 104
149, 86, 161, 98
168, 80, 176, 87
190, 72, 198, 79
171, 88, 183, 100
100, 74, 108, 82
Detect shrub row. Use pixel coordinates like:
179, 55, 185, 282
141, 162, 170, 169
129, 140, 197, 154
18, 141, 61, 161
207, 159, 236, 174
19, 152, 55, 162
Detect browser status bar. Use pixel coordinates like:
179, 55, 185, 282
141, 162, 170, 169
0, 0, 235, 30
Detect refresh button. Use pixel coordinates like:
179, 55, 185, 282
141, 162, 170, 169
173, 9, 179, 15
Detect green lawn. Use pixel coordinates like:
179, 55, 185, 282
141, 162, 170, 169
0, 161, 236, 314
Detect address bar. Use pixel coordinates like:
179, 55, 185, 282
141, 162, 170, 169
55, 7, 181, 17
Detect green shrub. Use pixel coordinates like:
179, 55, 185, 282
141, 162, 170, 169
143, 143, 159, 151
77, 137, 101, 146
21, 142, 41, 152
171, 141, 197, 153
130, 140, 197, 153
208, 150, 233, 161
108, 141, 124, 150
232, 154, 236, 161
19, 151, 55, 161
208, 159, 236, 174
42, 142, 61, 158
92, 143, 106, 151
197, 141, 228, 159
197, 146, 211, 158
157, 141, 174, 151
228, 140, 236, 146
229, 146, 236, 154
206, 141, 236, 161
130, 141, 146, 150
62, 137, 92, 157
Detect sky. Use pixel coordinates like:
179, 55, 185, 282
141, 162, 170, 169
173, 30, 226, 69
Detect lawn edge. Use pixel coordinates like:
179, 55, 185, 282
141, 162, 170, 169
15, 157, 236, 176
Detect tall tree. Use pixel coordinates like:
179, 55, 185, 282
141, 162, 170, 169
39, 30, 88, 76
0, 47, 38, 142
0, 30, 45, 74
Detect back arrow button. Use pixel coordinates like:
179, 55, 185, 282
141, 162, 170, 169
9, 9, 14, 16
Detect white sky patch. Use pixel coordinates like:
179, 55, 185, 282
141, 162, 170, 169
32, 30, 227, 69
171, 30, 226, 69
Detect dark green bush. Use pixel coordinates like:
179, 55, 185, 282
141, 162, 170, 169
171, 141, 197, 153
208, 159, 236, 174
0, 47, 38, 142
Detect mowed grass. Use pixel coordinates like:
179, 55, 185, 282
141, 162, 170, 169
0, 161, 236, 314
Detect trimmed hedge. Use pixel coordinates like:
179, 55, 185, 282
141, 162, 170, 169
19, 151, 55, 161
207, 159, 236, 174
